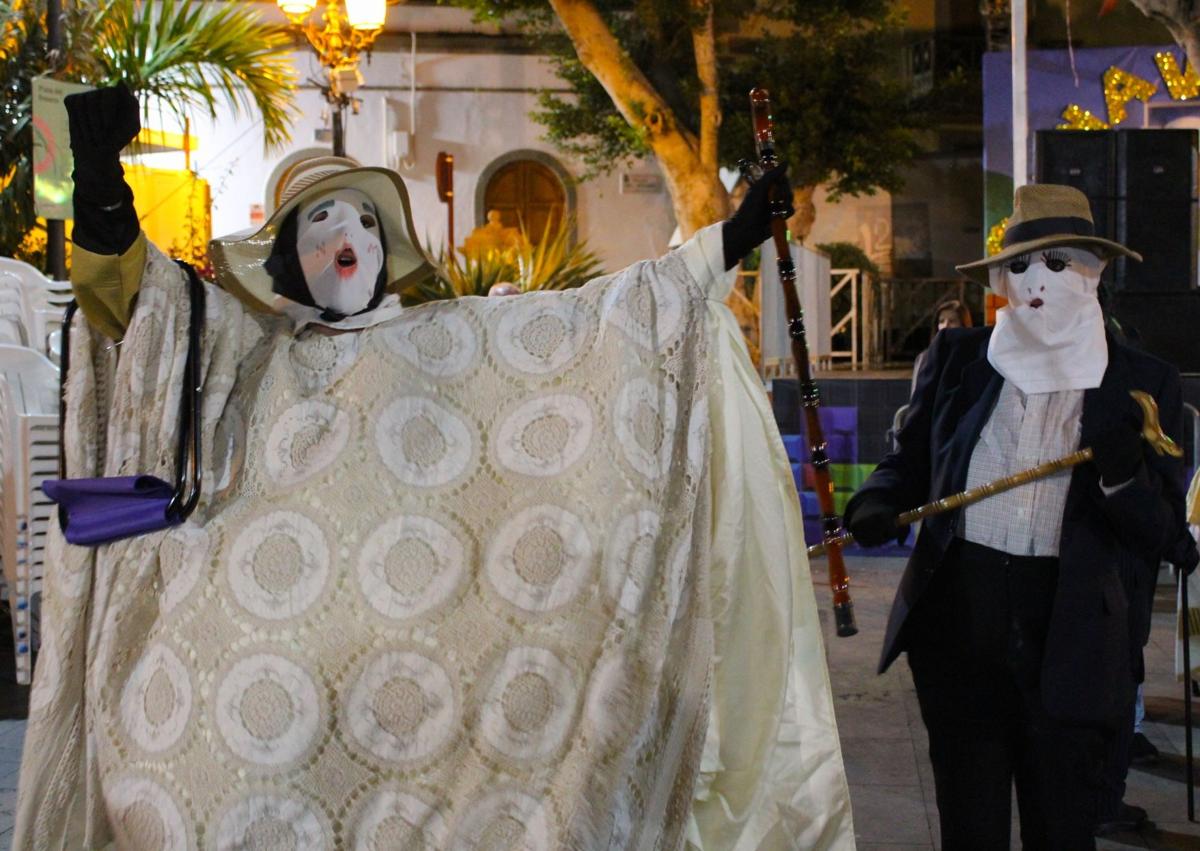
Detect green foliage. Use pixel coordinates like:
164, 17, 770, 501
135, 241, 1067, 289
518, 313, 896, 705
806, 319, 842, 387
0, 0, 92, 264
719, 7, 922, 199
90, 0, 297, 149
407, 217, 603, 304
0, 0, 297, 267
817, 241, 881, 278
446, 0, 926, 196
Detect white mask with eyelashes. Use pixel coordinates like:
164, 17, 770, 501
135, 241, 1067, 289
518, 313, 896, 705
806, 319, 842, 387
986, 246, 1108, 394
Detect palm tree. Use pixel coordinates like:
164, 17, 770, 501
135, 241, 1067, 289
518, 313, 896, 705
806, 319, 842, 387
0, 0, 298, 267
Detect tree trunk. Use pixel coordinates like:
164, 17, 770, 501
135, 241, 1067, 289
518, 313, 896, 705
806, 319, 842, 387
1127, 0, 1200, 72
691, 0, 720, 175
547, 0, 728, 238
788, 184, 818, 243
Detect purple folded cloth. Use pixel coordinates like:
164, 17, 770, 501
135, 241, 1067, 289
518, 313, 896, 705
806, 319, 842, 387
42, 476, 178, 546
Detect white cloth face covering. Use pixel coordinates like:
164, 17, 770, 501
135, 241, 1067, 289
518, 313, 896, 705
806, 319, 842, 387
295, 188, 385, 316
987, 246, 1108, 394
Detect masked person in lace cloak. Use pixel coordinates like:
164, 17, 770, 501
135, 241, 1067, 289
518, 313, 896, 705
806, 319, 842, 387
14, 84, 854, 850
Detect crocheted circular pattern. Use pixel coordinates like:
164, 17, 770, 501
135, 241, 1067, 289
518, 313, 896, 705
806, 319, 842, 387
494, 394, 593, 477
382, 310, 478, 378
227, 511, 331, 621
213, 652, 322, 768
495, 296, 590, 374
479, 647, 579, 762
211, 793, 330, 851
264, 399, 351, 487
119, 643, 193, 754
601, 274, 683, 349
344, 650, 458, 765
156, 524, 210, 616
108, 775, 190, 850
603, 509, 662, 614
449, 786, 554, 850
289, 331, 360, 393
356, 515, 467, 621
485, 504, 593, 613
374, 396, 475, 487
352, 788, 449, 850
614, 377, 678, 480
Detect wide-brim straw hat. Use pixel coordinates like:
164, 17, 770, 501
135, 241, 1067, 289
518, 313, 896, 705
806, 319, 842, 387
956, 183, 1141, 285
210, 156, 434, 313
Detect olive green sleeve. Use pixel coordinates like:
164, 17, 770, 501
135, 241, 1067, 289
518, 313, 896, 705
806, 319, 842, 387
69, 232, 147, 342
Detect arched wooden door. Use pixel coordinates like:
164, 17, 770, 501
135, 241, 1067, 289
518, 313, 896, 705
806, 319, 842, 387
482, 159, 566, 244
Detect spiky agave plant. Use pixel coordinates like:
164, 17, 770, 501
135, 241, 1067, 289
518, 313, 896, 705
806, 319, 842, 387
0, 0, 297, 265
515, 216, 602, 292
408, 242, 518, 303
408, 218, 604, 305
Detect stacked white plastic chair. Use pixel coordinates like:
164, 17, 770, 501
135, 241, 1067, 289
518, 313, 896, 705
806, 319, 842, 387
0, 258, 64, 684
0, 257, 73, 363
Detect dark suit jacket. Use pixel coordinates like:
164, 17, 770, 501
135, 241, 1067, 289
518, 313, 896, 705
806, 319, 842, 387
845, 326, 1186, 727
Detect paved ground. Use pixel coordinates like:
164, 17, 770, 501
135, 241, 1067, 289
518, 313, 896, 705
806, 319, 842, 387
817, 555, 1200, 850
0, 555, 1196, 849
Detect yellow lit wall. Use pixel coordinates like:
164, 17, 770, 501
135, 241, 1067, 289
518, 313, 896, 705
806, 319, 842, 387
124, 165, 212, 266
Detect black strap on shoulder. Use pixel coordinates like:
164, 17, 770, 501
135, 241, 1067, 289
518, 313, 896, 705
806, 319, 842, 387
57, 260, 206, 522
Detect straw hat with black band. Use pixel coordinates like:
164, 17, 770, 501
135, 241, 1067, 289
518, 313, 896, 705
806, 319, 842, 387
956, 183, 1141, 285
209, 156, 435, 314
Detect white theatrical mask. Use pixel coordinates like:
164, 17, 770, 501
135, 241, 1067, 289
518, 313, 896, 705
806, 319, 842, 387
295, 188, 385, 316
986, 246, 1108, 394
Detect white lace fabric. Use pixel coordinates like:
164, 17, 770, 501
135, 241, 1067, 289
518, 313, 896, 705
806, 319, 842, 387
14, 225, 853, 850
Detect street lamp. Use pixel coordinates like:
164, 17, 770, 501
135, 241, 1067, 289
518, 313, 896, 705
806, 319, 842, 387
276, 0, 388, 156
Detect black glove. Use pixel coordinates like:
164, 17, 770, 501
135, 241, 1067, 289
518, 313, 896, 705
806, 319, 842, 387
844, 491, 905, 548
65, 82, 141, 255
1090, 420, 1144, 488
1172, 533, 1200, 577
722, 164, 794, 271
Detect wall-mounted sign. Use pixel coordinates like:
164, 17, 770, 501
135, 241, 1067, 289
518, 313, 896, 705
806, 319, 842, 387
619, 172, 664, 194
32, 76, 93, 219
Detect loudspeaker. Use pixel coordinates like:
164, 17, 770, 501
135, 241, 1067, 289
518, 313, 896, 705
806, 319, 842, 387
1036, 130, 1116, 242
1036, 128, 1198, 293
1108, 291, 1200, 373
1036, 130, 1117, 288
1116, 130, 1197, 292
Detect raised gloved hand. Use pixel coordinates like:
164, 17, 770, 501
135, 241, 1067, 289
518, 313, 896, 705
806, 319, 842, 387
1090, 420, 1144, 488
66, 82, 141, 164
722, 164, 793, 271
64, 82, 141, 255
843, 491, 905, 548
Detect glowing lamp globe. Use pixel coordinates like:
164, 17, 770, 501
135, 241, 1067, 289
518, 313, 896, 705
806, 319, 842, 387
277, 0, 317, 19
345, 0, 386, 30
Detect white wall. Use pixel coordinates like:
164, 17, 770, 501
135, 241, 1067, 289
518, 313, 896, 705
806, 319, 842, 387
134, 46, 677, 273
805, 188, 895, 276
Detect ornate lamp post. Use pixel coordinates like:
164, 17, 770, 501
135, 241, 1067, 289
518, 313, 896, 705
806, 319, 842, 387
276, 0, 387, 156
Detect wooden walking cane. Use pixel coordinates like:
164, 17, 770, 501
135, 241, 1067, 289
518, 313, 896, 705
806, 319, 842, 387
808, 390, 1183, 558
746, 88, 857, 636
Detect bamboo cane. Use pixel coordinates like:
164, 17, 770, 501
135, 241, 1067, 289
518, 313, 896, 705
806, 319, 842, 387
807, 390, 1182, 558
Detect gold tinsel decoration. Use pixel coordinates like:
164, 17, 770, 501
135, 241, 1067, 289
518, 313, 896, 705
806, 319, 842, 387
1155, 51, 1200, 100
986, 218, 1008, 256
1102, 66, 1158, 125
1058, 104, 1110, 130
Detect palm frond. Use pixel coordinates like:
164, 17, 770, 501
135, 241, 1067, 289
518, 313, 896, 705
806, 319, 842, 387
89, 0, 297, 149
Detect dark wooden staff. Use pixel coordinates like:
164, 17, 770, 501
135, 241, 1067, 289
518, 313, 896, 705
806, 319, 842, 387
748, 87, 857, 637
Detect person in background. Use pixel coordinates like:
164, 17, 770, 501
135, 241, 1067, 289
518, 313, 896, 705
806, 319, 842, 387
911, 297, 973, 396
